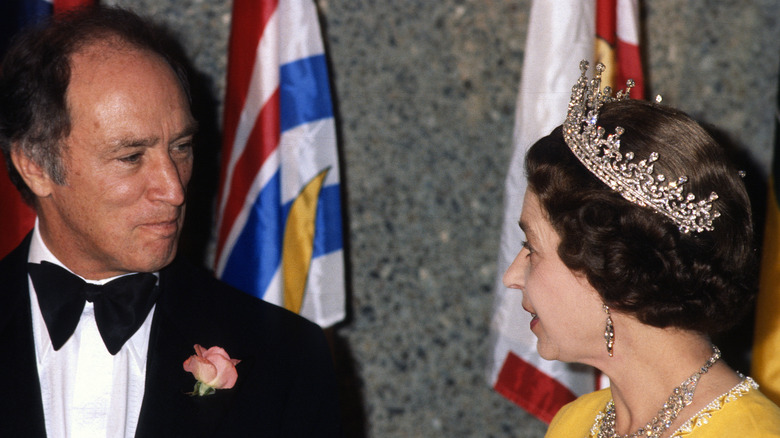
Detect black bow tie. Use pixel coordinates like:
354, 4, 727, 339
28, 261, 160, 355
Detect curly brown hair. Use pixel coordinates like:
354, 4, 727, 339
525, 99, 756, 335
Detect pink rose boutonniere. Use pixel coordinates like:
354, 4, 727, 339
183, 344, 241, 396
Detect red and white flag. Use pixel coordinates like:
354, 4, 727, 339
488, 0, 643, 423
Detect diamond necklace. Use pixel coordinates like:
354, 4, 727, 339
597, 345, 721, 438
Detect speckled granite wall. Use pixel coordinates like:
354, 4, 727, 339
104, 1, 780, 436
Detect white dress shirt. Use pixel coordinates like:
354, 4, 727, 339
28, 224, 157, 438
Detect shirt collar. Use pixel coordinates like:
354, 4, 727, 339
27, 219, 158, 364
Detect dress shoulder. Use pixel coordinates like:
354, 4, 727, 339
546, 378, 780, 437
670, 377, 780, 437
546, 388, 611, 438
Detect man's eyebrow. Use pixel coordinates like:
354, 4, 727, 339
108, 122, 200, 151
173, 121, 199, 142
111, 136, 157, 150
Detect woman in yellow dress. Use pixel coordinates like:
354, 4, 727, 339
502, 62, 780, 437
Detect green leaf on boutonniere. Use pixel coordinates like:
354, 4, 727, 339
190, 381, 216, 397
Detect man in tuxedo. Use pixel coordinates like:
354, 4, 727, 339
0, 6, 342, 437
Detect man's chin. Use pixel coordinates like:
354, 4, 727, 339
130, 243, 179, 273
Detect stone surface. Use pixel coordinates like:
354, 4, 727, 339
103, 1, 780, 436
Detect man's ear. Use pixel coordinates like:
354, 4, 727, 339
10, 146, 56, 198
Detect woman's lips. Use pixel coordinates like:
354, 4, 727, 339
523, 305, 539, 331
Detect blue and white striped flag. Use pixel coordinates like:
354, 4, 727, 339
214, 0, 345, 327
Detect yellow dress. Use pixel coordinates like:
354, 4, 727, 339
546, 377, 780, 437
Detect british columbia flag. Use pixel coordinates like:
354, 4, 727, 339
214, 0, 345, 327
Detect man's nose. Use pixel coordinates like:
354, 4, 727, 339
148, 152, 189, 206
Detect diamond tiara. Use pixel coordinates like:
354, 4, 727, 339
562, 60, 720, 233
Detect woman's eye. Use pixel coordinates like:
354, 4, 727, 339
521, 240, 535, 255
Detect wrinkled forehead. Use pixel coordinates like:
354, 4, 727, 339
66, 43, 189, 114
68, 37, 188, 101
61, 42, 195, 154
69, 39, 172, 83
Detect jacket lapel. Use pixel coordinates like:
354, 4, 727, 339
0, 240, 259, 437
135, 259, 254, 437
0, 234, 47, 437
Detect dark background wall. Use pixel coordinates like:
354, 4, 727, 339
106, 1, 780, 436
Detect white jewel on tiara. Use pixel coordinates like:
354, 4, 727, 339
562, 60, 720, 233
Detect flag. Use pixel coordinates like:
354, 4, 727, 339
0, 0, 94, 259
487, 0, 643, 423
752, 79, 780, 404
594, 0, 644, 97
214, 0, 345, 327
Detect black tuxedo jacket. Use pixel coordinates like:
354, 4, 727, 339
0, 235, 343, 437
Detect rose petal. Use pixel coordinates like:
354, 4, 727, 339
184, 345, 241, 391
201, 346, 231, 361
183, 355, 218, 384
206, 354, 239, 388
193, 344, 207, 357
